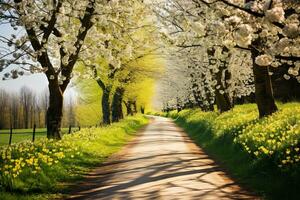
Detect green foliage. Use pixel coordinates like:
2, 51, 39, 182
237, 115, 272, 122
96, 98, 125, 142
75, 78, 103, 126
165, 103, 300, 200
73, 4, 165, 116
0, 115, 148, 199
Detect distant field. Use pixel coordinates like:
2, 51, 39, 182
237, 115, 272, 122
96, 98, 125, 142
0, 128, 77, 146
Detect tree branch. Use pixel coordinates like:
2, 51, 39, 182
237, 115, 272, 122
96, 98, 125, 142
60, 0, 96, 92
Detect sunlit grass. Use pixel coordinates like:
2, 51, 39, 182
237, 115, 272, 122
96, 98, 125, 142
162, 103, 300, 200
0, 115, 148, 200
0, 128, 76, 146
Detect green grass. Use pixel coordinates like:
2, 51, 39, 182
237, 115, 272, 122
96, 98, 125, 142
162, 103, 300, 200
0, 115, 149, 200
0, 128, 77, 146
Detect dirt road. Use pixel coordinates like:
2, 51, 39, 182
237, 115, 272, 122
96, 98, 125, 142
68, 116, 259, 200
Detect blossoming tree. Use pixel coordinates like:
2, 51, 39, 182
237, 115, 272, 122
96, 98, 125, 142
76, 0, 164, 124
202, 0, 300, 116
0, 0, 117, 139
153, 0, 299, 117
152, 0, 255, 112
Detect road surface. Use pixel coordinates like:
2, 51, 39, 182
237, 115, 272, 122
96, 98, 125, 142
68, 116, 259, 200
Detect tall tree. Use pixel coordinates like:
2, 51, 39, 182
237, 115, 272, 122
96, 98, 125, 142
0, 0, 117, 139
77, 0, 163, 124
152, 0, 299, 116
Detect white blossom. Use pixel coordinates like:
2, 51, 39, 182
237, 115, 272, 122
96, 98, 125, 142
266, 7, 285, 22
283, 23, 299, 38
255, 54, 273, 67
283, 74, 291, 80
288, 67, 299, 76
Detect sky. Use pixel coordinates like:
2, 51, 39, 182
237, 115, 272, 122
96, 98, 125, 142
0, 21, 76, 98
0, 74, 48, 93
0, 72, 77, 99
0, 23, 50, 94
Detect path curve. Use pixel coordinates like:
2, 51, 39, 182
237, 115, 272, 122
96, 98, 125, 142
67, 116, 259, 200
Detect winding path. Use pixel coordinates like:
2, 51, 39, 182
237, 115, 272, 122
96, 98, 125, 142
68, 116, 259, 200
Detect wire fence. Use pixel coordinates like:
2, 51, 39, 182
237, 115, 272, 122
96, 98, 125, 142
0, 125, 82, 146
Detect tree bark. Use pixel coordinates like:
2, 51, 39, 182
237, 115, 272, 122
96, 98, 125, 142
140, 106, 145, 114
102, 88, 111, 125
207, 47, 232, 113
112, 87, 124, 122
133, 101, 137, 114
252, 51, 278, 117
125, 101, 133, 116
96, 78, 112, 125
46, 81, 63, 140
215, 91, 232, 112
215, 65, 232, 112
250, 36, 278, 117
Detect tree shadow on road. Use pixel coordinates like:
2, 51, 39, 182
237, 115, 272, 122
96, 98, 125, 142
65, 152, 256, 200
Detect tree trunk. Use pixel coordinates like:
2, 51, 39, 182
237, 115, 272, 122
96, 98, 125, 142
140, 106, 145, 114
96, 79, 112, 125
253, 65, 278, 117
215, 65, 232, 112
207, 47, 232, 113
102, 88, 111, 125
133, 101, 137, 114
47, 82, 63, 139
215, 91, 232, 112
112, 87, 124, 122
125, 101, 133, 116
252, 50, 278, 117
176, 97, 182, 112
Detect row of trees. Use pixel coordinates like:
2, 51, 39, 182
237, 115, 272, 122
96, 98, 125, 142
0, 0, 162, 139
154, 0, 300, 116
5, 0, 298, 138
75, 0, 163, 125
0, 87, 76, 129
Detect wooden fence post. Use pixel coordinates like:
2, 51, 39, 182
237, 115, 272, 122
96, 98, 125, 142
9, 125, 13, 145
68, 125, 72, 134
32, 124, 36, 142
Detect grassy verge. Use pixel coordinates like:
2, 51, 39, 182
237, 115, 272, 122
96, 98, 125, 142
0, 115, 148, 200
162, 103, 300, 200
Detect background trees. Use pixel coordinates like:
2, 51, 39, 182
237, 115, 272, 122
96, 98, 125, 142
2, 0, 101, 138
0, 87, 77, 129
152, 0, 300, 116
0, 0, 99, 138
75, 0, 164, 125
1, 0, 299, 136
0, 0, 162, 137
